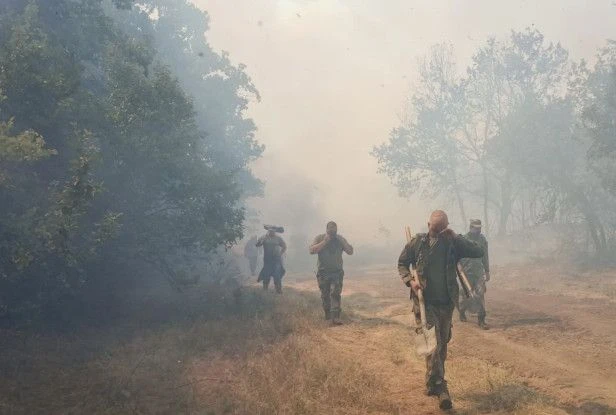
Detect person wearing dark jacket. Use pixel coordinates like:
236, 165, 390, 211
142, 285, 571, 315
398, 210, 484, 410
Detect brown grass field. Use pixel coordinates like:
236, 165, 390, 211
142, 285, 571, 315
1, 262, 615, 414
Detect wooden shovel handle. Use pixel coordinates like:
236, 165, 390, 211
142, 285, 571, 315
416, 288, 428, 328
405, 226, 428, 327
456, 262, 474, 298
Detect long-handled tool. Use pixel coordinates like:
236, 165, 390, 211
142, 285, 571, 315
413, 279, 437, 356
456, 262, 475, 299
405, 226, 437, 357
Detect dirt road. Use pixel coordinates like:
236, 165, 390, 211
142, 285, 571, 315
288, 264, 616, 414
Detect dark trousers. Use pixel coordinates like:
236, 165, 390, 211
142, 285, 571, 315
413, 299, 454, 387
457, 278, 487, 320
247, 256, 257, 276
317, 272, 343, 318
259, 258, 284, 293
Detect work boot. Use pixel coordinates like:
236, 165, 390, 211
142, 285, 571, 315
438, 382, 452, 410
331, 318, 343, 326
478, 317, 490, 330
262, 281, 269, 291
324, 310, 331, 321
274, 281, 282, 294
459, 311, 467, 322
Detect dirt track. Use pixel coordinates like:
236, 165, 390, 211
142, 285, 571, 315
288, 264, 616, 414
459, 287, 616, 407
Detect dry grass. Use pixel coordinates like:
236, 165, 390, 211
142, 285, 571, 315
448, 356, 555, 414
2, 267, 614, 414
188, 288, 402, 414
0, 285, 316, 414
491, 263, 616, 303
0, 285, 401, 414
227, 333, 396, 414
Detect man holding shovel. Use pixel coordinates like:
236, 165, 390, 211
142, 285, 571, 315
458, 219, 491, 329
398, 210, 484, 410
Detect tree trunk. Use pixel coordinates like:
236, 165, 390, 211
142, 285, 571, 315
482, 164, 490, 236
566, 183, 607, 254
497, 172, 513, 236
453, 178, 467, 227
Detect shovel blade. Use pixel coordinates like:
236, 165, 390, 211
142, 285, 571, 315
414, 326, 437, 357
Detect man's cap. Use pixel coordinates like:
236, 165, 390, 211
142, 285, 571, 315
470, 219, 482, 228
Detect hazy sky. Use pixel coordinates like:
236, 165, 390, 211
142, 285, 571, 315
193, 0, 615, 243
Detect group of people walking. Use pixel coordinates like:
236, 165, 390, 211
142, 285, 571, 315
244, 210, 491, 411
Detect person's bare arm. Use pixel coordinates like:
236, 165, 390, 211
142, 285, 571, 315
255, 236, 265, 247
309, 235, 329, 254
338, 235, 354, 255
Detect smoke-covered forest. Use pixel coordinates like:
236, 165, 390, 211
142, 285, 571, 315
0, 0, 262, 320
1, 1, 615, 414
374, 31, 616, 256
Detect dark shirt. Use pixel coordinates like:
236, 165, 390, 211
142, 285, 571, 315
423, 236, 450, 305
398, 233, 484, 306
257, 235, 286, 263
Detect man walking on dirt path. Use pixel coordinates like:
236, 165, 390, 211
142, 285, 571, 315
398, 210, 484, 410
244, 235, 260, 276
256, 227, 287, 293
458, 219, 491, 330
310, 221, 354, 326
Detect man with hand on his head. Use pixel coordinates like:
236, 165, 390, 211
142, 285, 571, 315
398, 210, 483, 410
310, 221, 353, 326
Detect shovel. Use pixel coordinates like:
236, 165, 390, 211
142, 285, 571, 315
405, 226, 437, 357
413, 285, 437, 356
456, 262, 476, 299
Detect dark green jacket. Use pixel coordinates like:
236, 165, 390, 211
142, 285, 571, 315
398, 233, 484, 305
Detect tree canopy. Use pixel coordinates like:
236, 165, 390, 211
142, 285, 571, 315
0, 0, 262, 319
374, 28, 616, 254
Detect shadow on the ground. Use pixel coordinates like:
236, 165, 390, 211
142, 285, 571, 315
564, 401, 616, 415
458, 383, 545, 414
456, 382, 616, 415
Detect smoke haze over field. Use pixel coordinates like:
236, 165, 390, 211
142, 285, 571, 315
3, 2, 616, 413
194, 0, 616, 244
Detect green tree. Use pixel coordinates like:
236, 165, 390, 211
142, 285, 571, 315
0, 0, 261, 318
576, 41, 616, 197
372, 44, 470, 225
106, 0, 264, 197
374, 29, 571, 236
